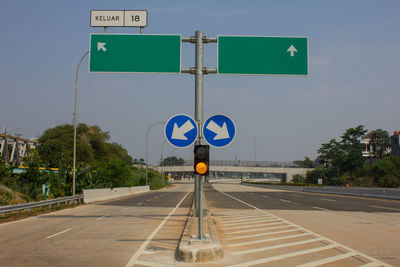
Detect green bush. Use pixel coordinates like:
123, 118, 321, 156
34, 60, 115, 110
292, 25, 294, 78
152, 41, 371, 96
292, 174, 305, 183
306, 167, 328, 184
371, 158, 400, 187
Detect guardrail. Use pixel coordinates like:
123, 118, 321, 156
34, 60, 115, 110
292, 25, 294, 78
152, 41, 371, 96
0, 195, 84, 217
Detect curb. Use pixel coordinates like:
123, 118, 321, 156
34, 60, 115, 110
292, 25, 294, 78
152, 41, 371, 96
177, 193, 223, 262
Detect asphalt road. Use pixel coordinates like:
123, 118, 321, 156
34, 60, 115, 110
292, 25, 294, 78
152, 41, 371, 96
0, 183, 193, 267
206, 180, 400, 266
1, 180, 398, 267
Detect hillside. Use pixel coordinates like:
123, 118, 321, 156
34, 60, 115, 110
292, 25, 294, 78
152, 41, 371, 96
0, 183, 28, 206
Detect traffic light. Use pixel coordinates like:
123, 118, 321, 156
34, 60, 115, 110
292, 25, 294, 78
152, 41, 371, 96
194, 145, 209, 176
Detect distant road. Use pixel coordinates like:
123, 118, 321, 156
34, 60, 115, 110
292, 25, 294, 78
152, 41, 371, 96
207, 180, 399, 266
0, 183, 193, 266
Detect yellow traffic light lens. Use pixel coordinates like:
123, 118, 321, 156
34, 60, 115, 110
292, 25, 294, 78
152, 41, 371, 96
195, 162, 208, 175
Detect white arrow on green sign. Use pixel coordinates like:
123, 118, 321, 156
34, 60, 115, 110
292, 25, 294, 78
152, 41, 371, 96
218, 36, 308, 75
89, 34, 181, 73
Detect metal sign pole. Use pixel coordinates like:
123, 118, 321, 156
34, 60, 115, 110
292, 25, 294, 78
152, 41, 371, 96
194, 30, 204, 240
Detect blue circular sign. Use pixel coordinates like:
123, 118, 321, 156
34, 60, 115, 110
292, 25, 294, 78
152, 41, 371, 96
165, 114, 198, 148
203, 114, 236, 148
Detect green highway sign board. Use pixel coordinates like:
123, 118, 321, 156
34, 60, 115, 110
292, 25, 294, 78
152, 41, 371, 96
218, 36, 308, 75
89, 34, 181, 73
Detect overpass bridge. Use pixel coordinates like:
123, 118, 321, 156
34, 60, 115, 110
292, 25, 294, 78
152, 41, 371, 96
152, 160, 311, 182
0, 134, 37, 165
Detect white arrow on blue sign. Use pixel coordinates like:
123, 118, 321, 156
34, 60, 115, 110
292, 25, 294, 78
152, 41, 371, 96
164, 114, 198, 148
203, 114, 236, 148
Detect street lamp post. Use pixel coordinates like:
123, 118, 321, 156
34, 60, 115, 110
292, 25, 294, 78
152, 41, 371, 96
161, 140, 167, 185
145, 121, 165, 186
253, 138, 257, 162
72, 51, 89, 196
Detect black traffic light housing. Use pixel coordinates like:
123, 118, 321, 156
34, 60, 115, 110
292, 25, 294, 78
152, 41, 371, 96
194, 145, 209, 176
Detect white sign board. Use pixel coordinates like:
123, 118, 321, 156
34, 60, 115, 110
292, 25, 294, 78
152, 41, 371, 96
91, 10, 124, 27
91, 10, 148, 27
124, 11, 147, 27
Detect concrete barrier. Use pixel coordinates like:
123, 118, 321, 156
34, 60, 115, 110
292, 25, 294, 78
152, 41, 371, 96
83, 186, 150, 204
243, 182, 400, 200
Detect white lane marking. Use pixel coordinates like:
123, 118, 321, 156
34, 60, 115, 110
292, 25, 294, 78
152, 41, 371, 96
230, 224, 288, 234
220, 215, 273, 223
224, 220, 281, 230
228, 244, 338, 267
227, 233, 311, 247
46, 228, 72, 239
137, 202, 143, 206
125, 191, 191, 267
218, 214, 272, 223
214, 187, 392, 267
280, 199, 292, 203
226, 228, 299, 240
96, 215, 107, 220
370, 205, 400, 211
217, 215, 262, 221
233, 238, 323, 255
146, 199, 151, 202
135, 260, 175, 267
358, 262, 384, 267
218, 212, 259, 218
142, 251, 156, 255
121, 207, 130, 211
320, 198, 337, 202
221, 218, 278, 227
218, 210, 258, 215
295, 252, 358, 267
313, 206, 333, 212
262, 195, 269, 198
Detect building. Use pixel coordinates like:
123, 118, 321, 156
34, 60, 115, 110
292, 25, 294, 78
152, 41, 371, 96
361, 131, 375, 158
391, 131, 400, 156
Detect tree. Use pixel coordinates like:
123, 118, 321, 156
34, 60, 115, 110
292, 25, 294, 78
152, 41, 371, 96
162, 156, 185, 166
340, 125, 367, 176
370, 129, 390, 159
38, 123, 131, 167
318, 139, 345, 177
317, 125, 367, 182
0, 160, 11, 180
294, 157, 314, 168
306, 166, 328, 184
19, 149, 45, 200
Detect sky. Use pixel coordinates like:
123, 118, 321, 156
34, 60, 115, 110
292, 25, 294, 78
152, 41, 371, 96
1, 1, 399, 165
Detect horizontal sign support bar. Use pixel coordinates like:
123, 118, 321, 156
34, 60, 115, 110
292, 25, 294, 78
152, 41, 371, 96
181, 68, 217, 74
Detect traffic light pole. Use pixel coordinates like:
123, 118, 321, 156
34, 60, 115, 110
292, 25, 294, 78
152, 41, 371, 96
195, 30, 204, 240
182, 31, 217, 240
